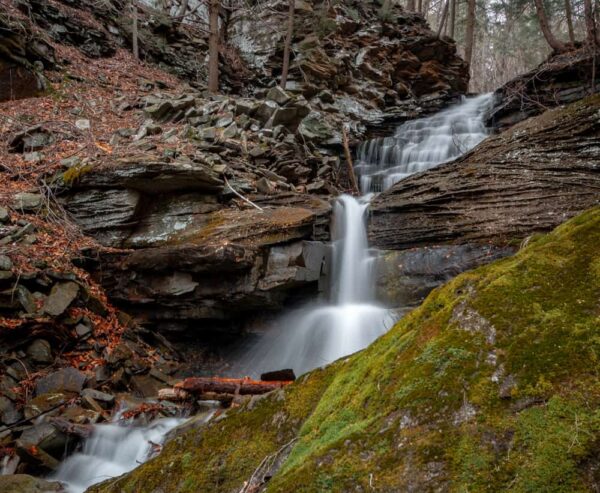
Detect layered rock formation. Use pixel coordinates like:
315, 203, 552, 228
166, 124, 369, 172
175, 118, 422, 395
489, 48, 600, 129
370, 94, 600, 250
90, 206, 600, 493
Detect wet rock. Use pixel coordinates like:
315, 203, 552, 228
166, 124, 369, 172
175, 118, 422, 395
0, 474, 63, 493
12, 192, 43, 211
24, 393, 69, 420
16, 423, 66, 469
43, 281, 79, 316
26, 339, 53, 364
35, 368, 86, 396
130, 374, 163, 398
81, 388, 115, 405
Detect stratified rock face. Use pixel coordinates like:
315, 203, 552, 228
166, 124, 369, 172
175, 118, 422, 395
490, 49, 600, 129
369, 94, 600, 250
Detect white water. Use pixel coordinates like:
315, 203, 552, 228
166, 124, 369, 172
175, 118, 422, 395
52, 416, 184, 493
355, 93, 494, 192
237, 94, 494, 377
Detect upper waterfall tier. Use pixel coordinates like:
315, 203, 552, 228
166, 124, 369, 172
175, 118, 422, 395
355, 94, 495, 193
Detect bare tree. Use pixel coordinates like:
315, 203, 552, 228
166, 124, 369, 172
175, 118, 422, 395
437, 0, 449, 37
208, 0, 220, 93
565, 0, 575, 44
448, 0, 456, 38
583, 0, 600, 45
407, 0, 416, 11
533, 0, 566, 52
132, 0, 139, 60
280, 0, 295, 89
464, 0, 476, 66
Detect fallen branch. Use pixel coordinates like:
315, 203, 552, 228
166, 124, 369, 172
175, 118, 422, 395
223, 175, 264, 212
176, 376, 292, 396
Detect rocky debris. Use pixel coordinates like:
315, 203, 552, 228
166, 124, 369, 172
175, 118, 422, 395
35, 368, 87, 395
8, 126, 54, 153
370, 94, 600, 250
490, 48, 600, 129
43, 282, 79, 317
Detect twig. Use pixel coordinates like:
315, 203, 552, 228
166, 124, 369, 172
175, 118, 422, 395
223, 175, 264, 212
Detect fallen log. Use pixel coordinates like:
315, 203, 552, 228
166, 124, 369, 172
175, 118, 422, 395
176, 377, 292, 396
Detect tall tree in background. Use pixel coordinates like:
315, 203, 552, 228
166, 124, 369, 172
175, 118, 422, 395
132, 0, 139, 60
464, 0, 476, 66
208, 0, 220, 93
407, 0, 416, 11
280, 0, 295, 89
564, 0, 575, 44
448, 0, 456, 38
437, 0, 449, 36
533, 0, 566, 51
583, 0, 600, 45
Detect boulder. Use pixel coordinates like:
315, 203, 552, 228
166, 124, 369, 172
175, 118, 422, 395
26, 339, 53, 364
12, 192, 43, 211
0, 395, 22, 425
43, 282, 79, 316
35, 368, 86, 396
266, 86, 292, 105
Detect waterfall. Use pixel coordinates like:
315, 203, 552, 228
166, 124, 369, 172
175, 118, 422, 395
234, 195, 394, 377
356, 93, 494, 193
51, 416, 186, 493
236, 95, 493, 377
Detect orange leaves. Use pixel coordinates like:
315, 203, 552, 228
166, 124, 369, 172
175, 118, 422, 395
94, 141, 112, 154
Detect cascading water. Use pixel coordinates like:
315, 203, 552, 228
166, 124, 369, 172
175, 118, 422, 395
236, 94, 494, 377
355, 93, 494, 192
51, 415, 186, 493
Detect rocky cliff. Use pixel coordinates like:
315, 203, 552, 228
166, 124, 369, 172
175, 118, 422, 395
90, 206, 600, 493
369, 94, 600, 251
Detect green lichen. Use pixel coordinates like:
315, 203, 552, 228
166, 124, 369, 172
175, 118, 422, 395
96, 207, 600, 493
62, 164, 94, 185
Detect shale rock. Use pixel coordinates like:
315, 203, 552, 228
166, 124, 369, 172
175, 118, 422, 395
370, 95, 600, 249
0, 475, 63, 493
35, 368, 86, 396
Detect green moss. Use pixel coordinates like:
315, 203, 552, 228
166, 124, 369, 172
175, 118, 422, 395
62, 164, 94, 185
101, 207, 600, 493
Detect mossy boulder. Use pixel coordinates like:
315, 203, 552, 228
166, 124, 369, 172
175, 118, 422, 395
90, 207, 600, 493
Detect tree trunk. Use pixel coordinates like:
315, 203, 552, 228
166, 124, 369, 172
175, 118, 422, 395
449, 0, 456, 38
176, 0, 189, 18
280, 0, 295, 89
437, 0, 449, 37
208, 0, 220, 93
584, 0, 598, 46
131, 0, 139, 60
407, 0, 416, 11
464, 0, 476, 66
565, 0, 575, 44
533, 0, 566, 52
417, 0, 423, 14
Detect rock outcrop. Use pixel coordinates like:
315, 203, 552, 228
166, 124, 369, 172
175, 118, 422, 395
89, 206, 600, 493
489, 48, 600, 130
369, 94, 600, 250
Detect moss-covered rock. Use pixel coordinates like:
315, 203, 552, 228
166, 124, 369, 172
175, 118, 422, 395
91, 207, 600, 493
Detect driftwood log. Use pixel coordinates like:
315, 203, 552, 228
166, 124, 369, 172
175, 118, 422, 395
176, 377, 292, 396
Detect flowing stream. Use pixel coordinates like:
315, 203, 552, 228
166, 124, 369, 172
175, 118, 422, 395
236, 94, 494, 377
52, 414, 190, 493
49, 94, 493, 492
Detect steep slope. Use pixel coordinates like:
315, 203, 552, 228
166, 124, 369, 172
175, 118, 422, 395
91, 207, 600, 492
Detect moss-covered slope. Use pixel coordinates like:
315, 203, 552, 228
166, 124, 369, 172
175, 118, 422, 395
92, 207, 600, 493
